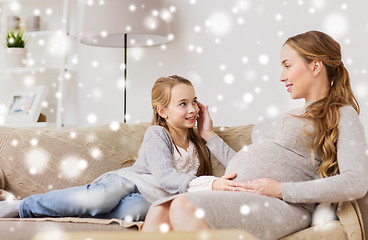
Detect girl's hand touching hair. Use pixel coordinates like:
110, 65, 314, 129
197, 101, 215, 142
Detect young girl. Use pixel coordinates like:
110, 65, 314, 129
142, 31, 368, 239
1, 75, 237, 220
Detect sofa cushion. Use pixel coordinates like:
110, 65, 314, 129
0, 124, 254, 199
0, 123, 149, 199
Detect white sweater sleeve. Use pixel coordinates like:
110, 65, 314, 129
188, 175, 219, 192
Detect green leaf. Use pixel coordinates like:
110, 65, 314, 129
3, 29, 28, 48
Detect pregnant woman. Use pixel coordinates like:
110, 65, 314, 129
141, 30, 368, 240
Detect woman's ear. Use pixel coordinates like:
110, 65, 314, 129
157, 106, 167, 119
311, 60, 324, 76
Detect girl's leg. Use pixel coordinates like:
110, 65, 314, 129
169, 196, 210, 231
95, 192, 150, 221
19, 174, 136, 218
142, 201, 173, 232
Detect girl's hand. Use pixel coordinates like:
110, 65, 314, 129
212, 173, 241, 191
197, 101, 215, 142
237, 178, 283, 199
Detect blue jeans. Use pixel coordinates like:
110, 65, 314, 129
19, 174, 150, 221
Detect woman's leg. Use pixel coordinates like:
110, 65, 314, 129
19, 174, 136, 218
169, 196, 210, 231
142, 201, 172, 232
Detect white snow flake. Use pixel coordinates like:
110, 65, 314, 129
267, 106, 279, 118
160, 223, 170, 233
210, 106, 218, 113
241, 56, 249, 64
258, 54, 269, 65
91, 61, 99, 68
243, 93, 253, 103
129, 4, 136, 12
60, 157, 88, 178
224, 74, 234, 84
311, 0, 326, 9
89, 147, 103, 160
323, 13, 348, 39
124, 215, 133, 224
207, 12, 232, 36
70, 131, 77, 139
25, 149, 49, 175
240, 204, 250, 215
217, 94, 224, 101
341, 4, 348, 10
87, 114, 98, 124
109, 121, 120, 131
195, 208, 205, 219
275, 13, 282, 21
11, 139, 18, 147
30, 138, 38, 146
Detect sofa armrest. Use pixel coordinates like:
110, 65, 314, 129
357, 193, 368, 240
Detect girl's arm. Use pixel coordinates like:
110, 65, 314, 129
197, 101, 236, 167
281, 106, 368, 203
206, 134, 236, 167
142, 126, 197, 195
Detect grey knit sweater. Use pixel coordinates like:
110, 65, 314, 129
94, 125, 198, 203
208, 104, 368, 205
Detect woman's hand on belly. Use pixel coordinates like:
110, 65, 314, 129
212, 173, 244, 191
236, 178, 283, 199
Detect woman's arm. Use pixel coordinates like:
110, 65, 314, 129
281, 106, 368, 203
237, 106, 368, 202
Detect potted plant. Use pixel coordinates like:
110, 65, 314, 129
3, 29, 29, 68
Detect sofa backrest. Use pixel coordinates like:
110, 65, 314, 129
0, 123, 254, 199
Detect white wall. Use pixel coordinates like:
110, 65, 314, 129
68, 0, 368, 137
28, 0, 368, 139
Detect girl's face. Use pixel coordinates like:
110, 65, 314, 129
162, 83, 199, 130
280, 44, 315, 101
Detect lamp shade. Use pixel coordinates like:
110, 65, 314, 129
81, 0, 172, 47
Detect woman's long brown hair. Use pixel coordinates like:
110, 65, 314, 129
285, 30, 359, 177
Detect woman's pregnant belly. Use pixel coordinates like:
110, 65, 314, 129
225, 141, 319, 183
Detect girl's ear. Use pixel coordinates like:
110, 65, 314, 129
311, 60, 324, 76
157, 106, 167, 119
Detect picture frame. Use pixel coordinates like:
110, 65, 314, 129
4, 85, 48, 124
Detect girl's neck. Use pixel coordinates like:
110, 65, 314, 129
168, 126, 190, 150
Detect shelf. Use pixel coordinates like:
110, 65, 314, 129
0, 0, 76, 129
0, 66, 59, 73
24, 30, 62, 37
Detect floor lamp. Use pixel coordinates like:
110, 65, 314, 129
80, 0, 172, 122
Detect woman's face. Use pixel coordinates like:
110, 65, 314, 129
280, 44, 315, 101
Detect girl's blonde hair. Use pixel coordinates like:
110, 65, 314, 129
151, 75, 212, 175
285, 30, 360, 177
